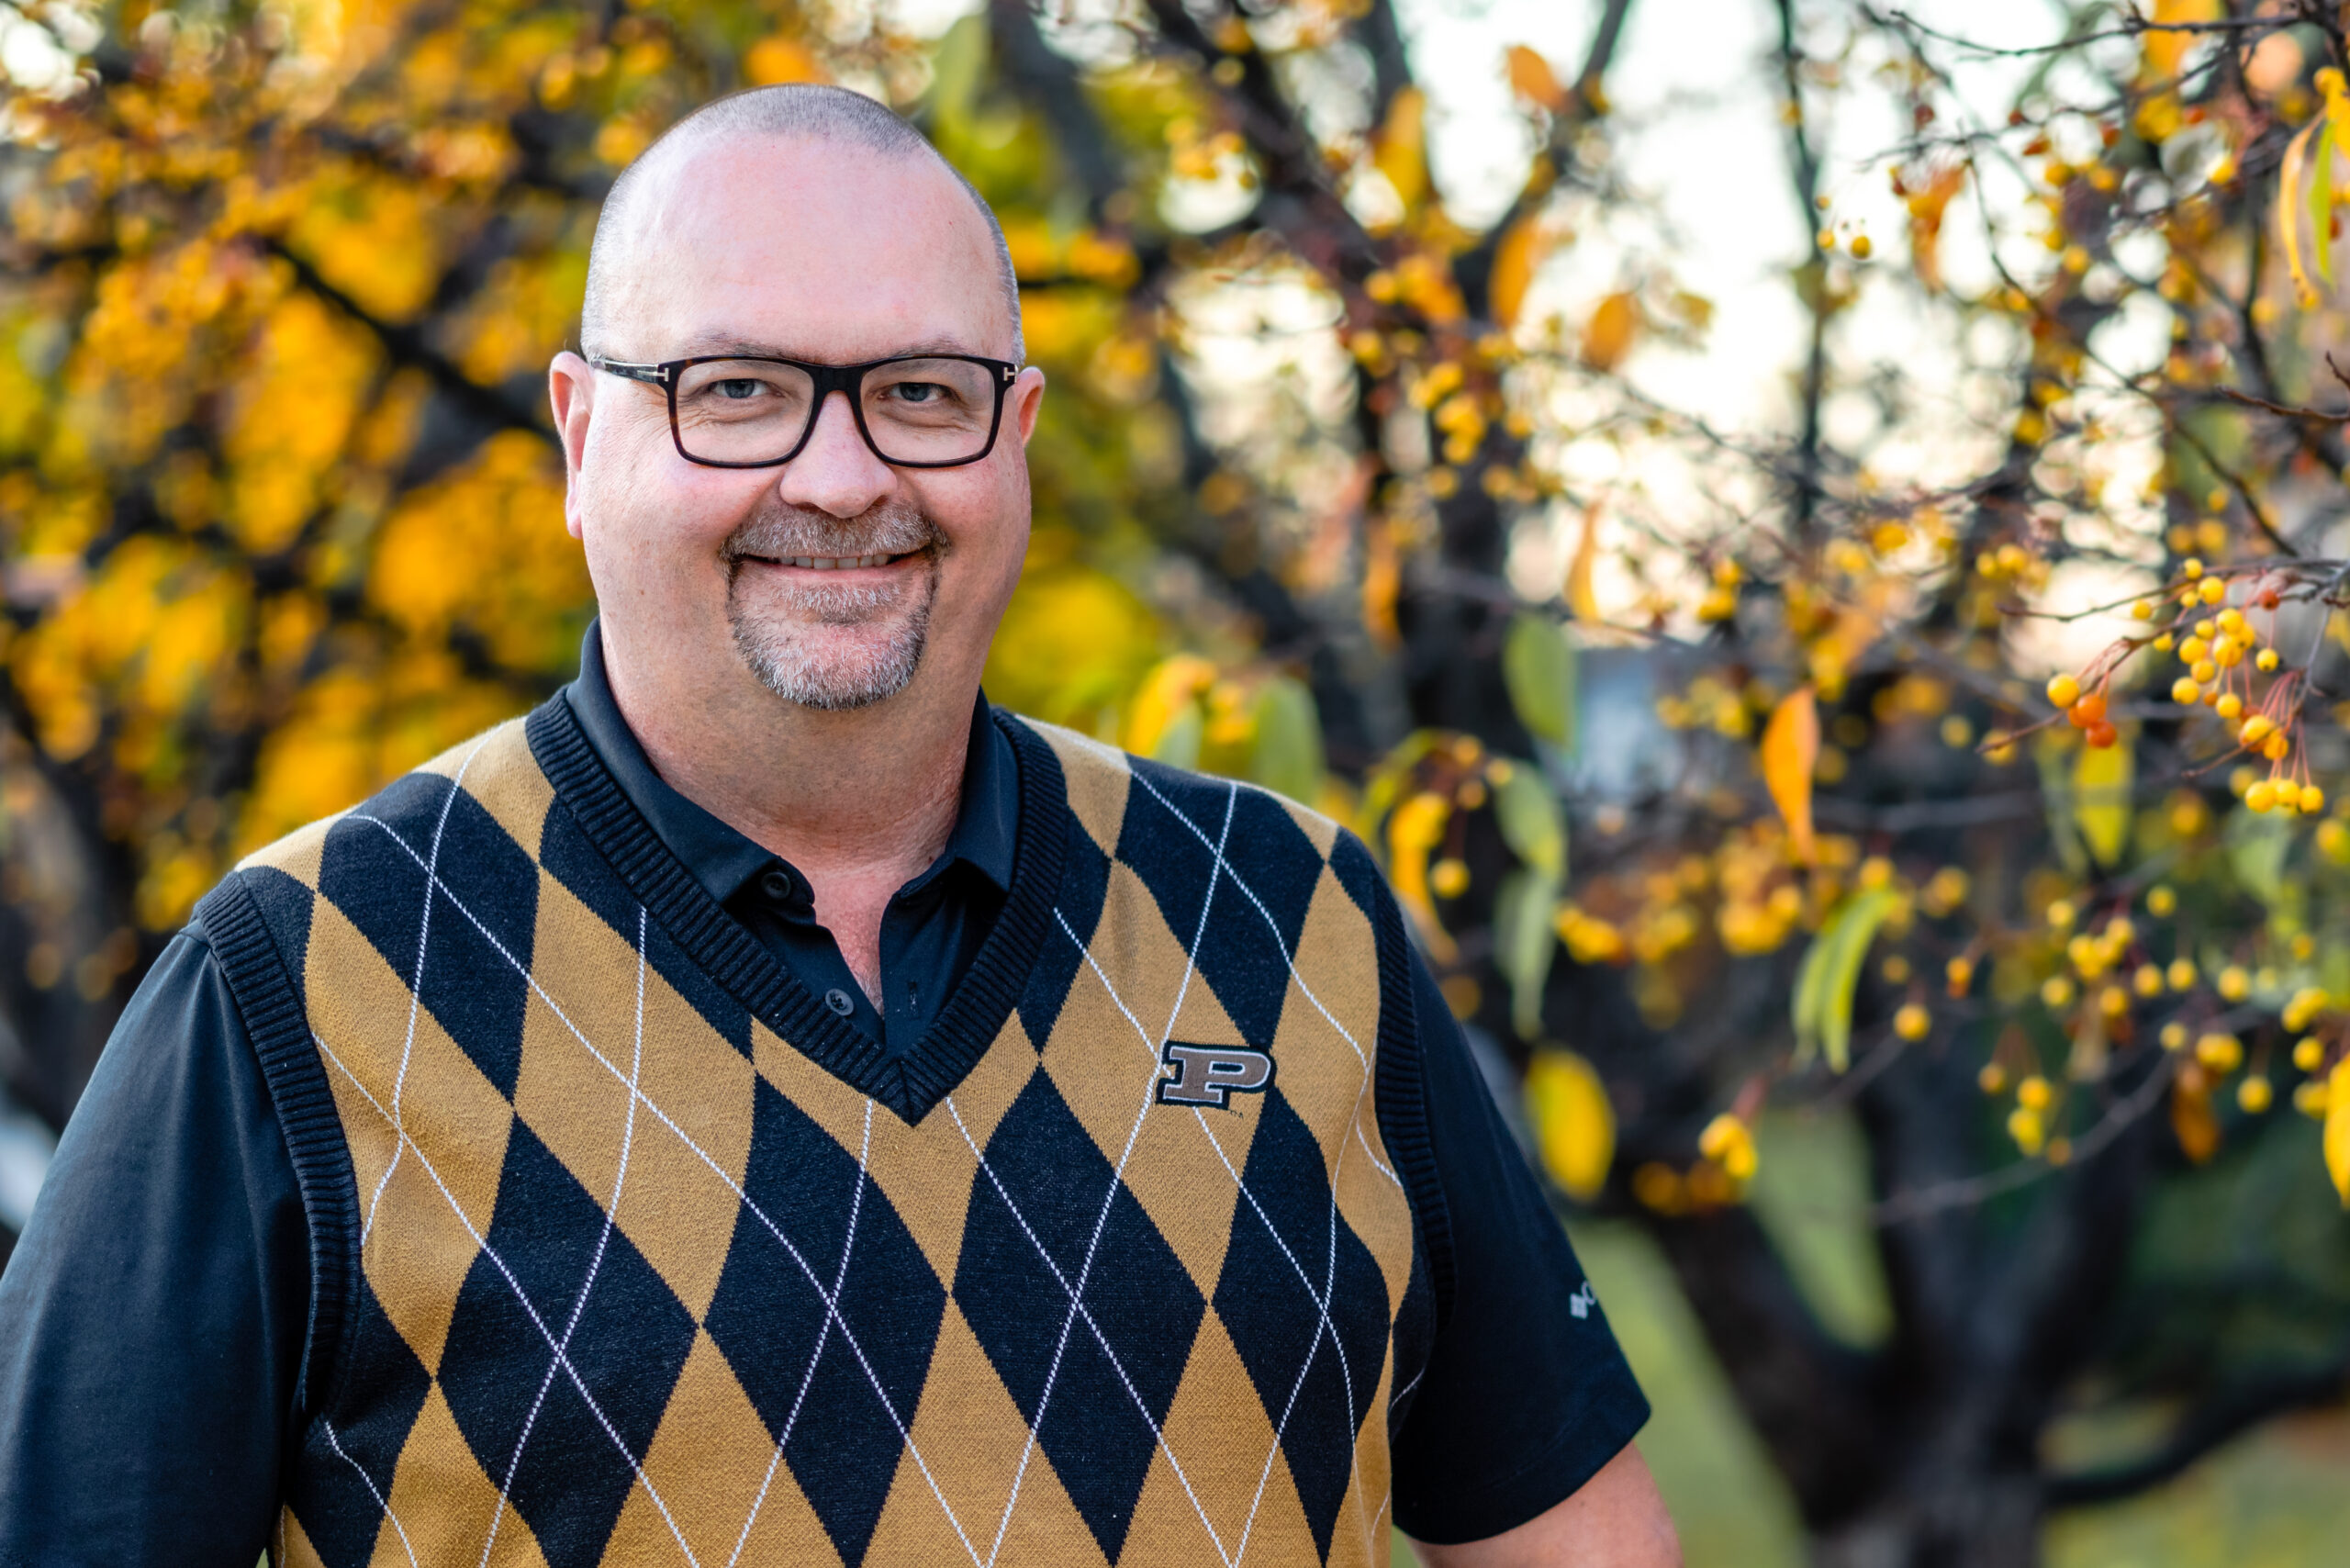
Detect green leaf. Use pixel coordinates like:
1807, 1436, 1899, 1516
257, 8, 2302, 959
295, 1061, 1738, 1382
1248, 677, 1326, 805
1503, 612, 1577, 751
1494, 762, 1566, 876
1151, 700, 1203, 769
1495, 867, 1562, 1039
2072, 732, 2135, 868
1792, 887, 1897, 1071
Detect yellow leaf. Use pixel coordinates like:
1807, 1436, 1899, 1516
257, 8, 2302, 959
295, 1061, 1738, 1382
2140, 0, 2221, 87
744, 36, 828, 86
1525, 1048, 1615, 1200
1762, 688, 1819, 864
1564, 508, 1602, 622
1373, 87, 1428, 215
2279, 118, 2320, 308
1122, 654, 1215, 757
1386, 790, 1456, 960
1505, 45, 1568, 114
2073, 730, 2135, 868
2326, 1059, 2350, 1205
2173, 1079, 2220, 1164
1581, 290, 1639, 372
1488, 215, 1551, 329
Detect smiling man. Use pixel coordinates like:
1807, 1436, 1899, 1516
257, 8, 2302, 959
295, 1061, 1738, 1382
0, 87, 1676, 1568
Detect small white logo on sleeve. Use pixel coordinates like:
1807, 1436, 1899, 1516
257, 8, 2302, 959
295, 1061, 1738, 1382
1569, 1282, 1595, 1319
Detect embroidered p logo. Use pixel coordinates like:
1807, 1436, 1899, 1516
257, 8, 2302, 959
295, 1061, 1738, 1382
1157, 1042, 1275, 1109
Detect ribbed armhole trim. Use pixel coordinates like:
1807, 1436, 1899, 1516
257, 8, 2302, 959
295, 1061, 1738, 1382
1371, 878, 1455, 1327
195, 875, 359, 1420
525, 696, 1069, 1124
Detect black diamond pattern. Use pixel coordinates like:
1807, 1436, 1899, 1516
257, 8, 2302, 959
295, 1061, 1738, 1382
1212, 1089, 1393, 1562
290, 1278, 431, 1568
956, 1069, 1205, 1562
438, 1122, 698, 1568
705, 1076, 945, 1566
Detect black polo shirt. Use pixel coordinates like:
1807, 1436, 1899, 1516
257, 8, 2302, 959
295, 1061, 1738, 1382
0, 632, 1648, 1563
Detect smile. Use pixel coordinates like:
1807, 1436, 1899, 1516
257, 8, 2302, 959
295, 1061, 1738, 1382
754, 551, 916, 570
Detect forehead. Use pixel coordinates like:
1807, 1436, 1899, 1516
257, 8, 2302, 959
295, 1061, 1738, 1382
611, 134, 1008, 361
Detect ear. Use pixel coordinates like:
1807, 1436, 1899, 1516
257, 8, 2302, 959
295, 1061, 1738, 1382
1011, 365, 1047, 447
548, 352, 597, 541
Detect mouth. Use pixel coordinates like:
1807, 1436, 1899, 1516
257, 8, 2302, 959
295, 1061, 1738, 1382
740, 549, 921, 572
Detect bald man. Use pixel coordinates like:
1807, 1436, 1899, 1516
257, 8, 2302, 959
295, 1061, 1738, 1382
0, 87, 1675, 1568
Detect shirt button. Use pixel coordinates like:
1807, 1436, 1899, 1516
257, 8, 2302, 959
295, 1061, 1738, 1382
759, 868, 795, 904
824, 988, 855, 1017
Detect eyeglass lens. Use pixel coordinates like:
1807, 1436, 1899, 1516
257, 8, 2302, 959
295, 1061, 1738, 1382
670, 358, 998, 465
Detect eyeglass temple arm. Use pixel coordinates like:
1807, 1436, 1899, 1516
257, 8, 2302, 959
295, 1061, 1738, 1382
588, 359, 672, 386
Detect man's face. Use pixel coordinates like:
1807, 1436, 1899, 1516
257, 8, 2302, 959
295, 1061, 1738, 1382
553, 136, 1043, 714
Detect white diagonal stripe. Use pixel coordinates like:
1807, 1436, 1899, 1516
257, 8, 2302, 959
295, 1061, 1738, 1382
366, 733, 495, 1244
476, 905, 651, 1568
728, 1098, 876, 1568
322, 1417, 420, 1568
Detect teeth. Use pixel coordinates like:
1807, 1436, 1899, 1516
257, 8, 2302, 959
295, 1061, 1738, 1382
782, 553, 899, 570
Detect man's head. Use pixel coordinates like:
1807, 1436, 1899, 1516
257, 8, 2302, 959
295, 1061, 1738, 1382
553, 85, 1044, 719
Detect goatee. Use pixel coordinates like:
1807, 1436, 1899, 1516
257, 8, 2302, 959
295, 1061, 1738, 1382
722, 499, 947, 711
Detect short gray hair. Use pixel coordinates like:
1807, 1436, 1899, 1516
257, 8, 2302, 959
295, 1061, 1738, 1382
580, 84, 1023, 363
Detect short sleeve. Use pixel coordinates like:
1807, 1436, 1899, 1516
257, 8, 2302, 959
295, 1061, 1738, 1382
0, 931, 308, 1567
1388, 946, 1650, 1545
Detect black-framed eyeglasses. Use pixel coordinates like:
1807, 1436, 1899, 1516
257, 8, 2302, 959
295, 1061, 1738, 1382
590, 353, 1023, 469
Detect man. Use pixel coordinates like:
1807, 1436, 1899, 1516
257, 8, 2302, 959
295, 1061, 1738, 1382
0, 86, 1677, 1568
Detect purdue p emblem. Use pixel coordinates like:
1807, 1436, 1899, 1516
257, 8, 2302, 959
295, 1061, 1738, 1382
1157, 1041, 1276, 1109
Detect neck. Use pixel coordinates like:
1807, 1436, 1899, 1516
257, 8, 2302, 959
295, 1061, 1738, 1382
599, 623, 975, 998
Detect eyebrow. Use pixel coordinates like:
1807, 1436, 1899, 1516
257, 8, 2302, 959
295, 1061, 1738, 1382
666, 331, 996, 361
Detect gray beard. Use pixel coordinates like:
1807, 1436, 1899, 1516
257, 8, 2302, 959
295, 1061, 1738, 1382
722, 500, 946, 711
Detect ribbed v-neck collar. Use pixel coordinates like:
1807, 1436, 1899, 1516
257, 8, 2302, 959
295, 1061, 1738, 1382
524, 691, 1068, 1122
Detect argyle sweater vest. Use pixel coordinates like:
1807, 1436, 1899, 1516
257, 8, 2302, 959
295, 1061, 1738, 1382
196, 697, 1444, 1568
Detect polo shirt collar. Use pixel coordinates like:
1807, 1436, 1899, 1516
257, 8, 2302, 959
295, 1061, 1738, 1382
563, 622, 1017, 907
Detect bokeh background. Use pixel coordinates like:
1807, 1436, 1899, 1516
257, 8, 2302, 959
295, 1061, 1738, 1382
5, 0, 2350, 1562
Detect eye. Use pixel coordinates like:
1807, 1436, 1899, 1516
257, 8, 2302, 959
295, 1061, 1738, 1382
715, 378, 766, 400
891, 381, 948, 404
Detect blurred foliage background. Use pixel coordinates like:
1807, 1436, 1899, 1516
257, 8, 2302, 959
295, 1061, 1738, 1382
6, 0, 2350, 1562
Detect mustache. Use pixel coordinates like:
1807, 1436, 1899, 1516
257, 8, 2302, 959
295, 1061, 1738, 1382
722, 500, 945, 566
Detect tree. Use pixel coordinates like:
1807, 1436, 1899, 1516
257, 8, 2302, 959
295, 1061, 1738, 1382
5, 0, 2350, 1563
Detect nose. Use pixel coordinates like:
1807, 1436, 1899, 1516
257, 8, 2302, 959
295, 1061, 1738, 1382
773, 390, 895, 519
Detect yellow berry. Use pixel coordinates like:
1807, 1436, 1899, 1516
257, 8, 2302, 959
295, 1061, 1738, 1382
2218, 965, 2251, 1001
2018, 1074, 2054, 1110
2132, 600, 2155, 621
2179, 636, 2211, 664
2168, 958, 2197, 991
2294, 1037, 2324, 1072
2240, 715, 2276, 746
2147, 885, 2177, 916
2173, 678, 2201, 705
2265, 732, 2290, 761
2247, 780, 2277, 813
2218, 608, 2245, 633
2154, 633, 2176, 652
2042, 975, 2076, 1008
2048, 900, 2076, 930
2133, 963, 2165, 997
2215, 694, 2244, 720
2200, 576, 2227, 604
2183, 557, 2205, 579
1431, 857, 1470, 898
2161, 1020, 2190, 1051
1977, 1062, 2009, 1094
2237, 1076, 2273, 1114
2046, 673, 2081, 708
2195, 1032, 2243, 1071
2256, 647, 2280, 671
1946, 957, 1975, 995
2192, 659, 2219, 683
1894, 1002, 1931, 1041
1851, 234, 1874, 260
2304, 785, 2328, 813
2008, 1105, 2045, 1153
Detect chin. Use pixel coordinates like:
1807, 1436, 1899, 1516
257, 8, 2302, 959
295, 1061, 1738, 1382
730, 605, 932, 711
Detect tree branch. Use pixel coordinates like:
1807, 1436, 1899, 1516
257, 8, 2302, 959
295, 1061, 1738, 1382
2044, 1345, 2350, 1506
